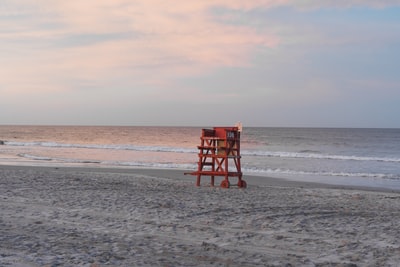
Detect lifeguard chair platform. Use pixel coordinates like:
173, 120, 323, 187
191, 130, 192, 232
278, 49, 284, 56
185, 125, 246, 188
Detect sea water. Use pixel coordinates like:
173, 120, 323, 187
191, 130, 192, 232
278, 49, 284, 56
1, 126, 399, 190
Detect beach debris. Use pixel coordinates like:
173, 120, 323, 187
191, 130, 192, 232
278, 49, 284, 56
0, 140, 4, 145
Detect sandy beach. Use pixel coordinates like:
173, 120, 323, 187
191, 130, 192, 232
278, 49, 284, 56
1, 165, 400, 266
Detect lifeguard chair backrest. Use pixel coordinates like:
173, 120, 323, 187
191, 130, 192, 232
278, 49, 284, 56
201, 128, 216, 138
213, 127, 240, 140
214, 127, 240, 156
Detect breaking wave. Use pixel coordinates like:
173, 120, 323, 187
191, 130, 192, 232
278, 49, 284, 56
17, 153, 400, 181
242, 150, 400, 163
6, 141, 195, 154
6, 140, 400, 163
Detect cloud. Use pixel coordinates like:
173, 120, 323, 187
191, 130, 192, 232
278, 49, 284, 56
52, 1, 281, 67
0, 0, 284, 95
286, 0, 400, 10
3, 0, 397, 92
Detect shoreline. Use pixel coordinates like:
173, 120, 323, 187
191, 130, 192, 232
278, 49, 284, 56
1, 164, 400, 266
1, 164, 399, 193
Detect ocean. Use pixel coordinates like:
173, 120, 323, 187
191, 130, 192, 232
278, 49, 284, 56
1, 125, 400, 190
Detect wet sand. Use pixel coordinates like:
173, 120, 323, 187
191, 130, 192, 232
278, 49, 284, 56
1, 165, 400, 266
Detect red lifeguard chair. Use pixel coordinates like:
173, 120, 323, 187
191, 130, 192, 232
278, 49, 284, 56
185, 125, 246, 188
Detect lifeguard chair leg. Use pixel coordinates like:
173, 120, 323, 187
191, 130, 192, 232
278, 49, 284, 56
220, 173, 230, 188
220, 179, 230, 188
196, 174, 201, 186
237, 179, 247, 188
237, 173, 246, 188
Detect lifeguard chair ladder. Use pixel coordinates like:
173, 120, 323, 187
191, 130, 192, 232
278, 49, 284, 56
185, 126, 246, 188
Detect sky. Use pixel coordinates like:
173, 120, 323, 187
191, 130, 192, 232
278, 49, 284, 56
1, 1, 400, 127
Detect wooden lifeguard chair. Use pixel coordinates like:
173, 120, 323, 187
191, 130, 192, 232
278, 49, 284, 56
185, 125, 246, 188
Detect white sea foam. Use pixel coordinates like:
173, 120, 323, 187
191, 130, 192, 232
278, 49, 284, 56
6, 140, 400, 163
242, 166, 399, 180
242, 150, 400, 163
17, 153, 196, 169
6, 141, 196, 154
18, 154, 53, 161
16, 153, 399, 181
18, 153, 102, 164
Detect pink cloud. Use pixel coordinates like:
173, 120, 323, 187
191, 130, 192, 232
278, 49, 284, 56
286, 0, 400, 9
1, 0, 399, 127
1, 1, 285, 94
3, 0, 396, 95
48, 1, 281, 69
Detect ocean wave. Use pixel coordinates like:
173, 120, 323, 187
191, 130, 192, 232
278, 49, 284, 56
242, 167, 400, 180
17, 153, 400, 181
17, 153, 197, 169
6, 140, 400, 163
18, 154, 53, 161
18, 153, 102, 164
242, 150, 400, 163
6, 141, 196, 154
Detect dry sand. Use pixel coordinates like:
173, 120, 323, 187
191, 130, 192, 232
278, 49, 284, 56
1, 165, 400, 266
